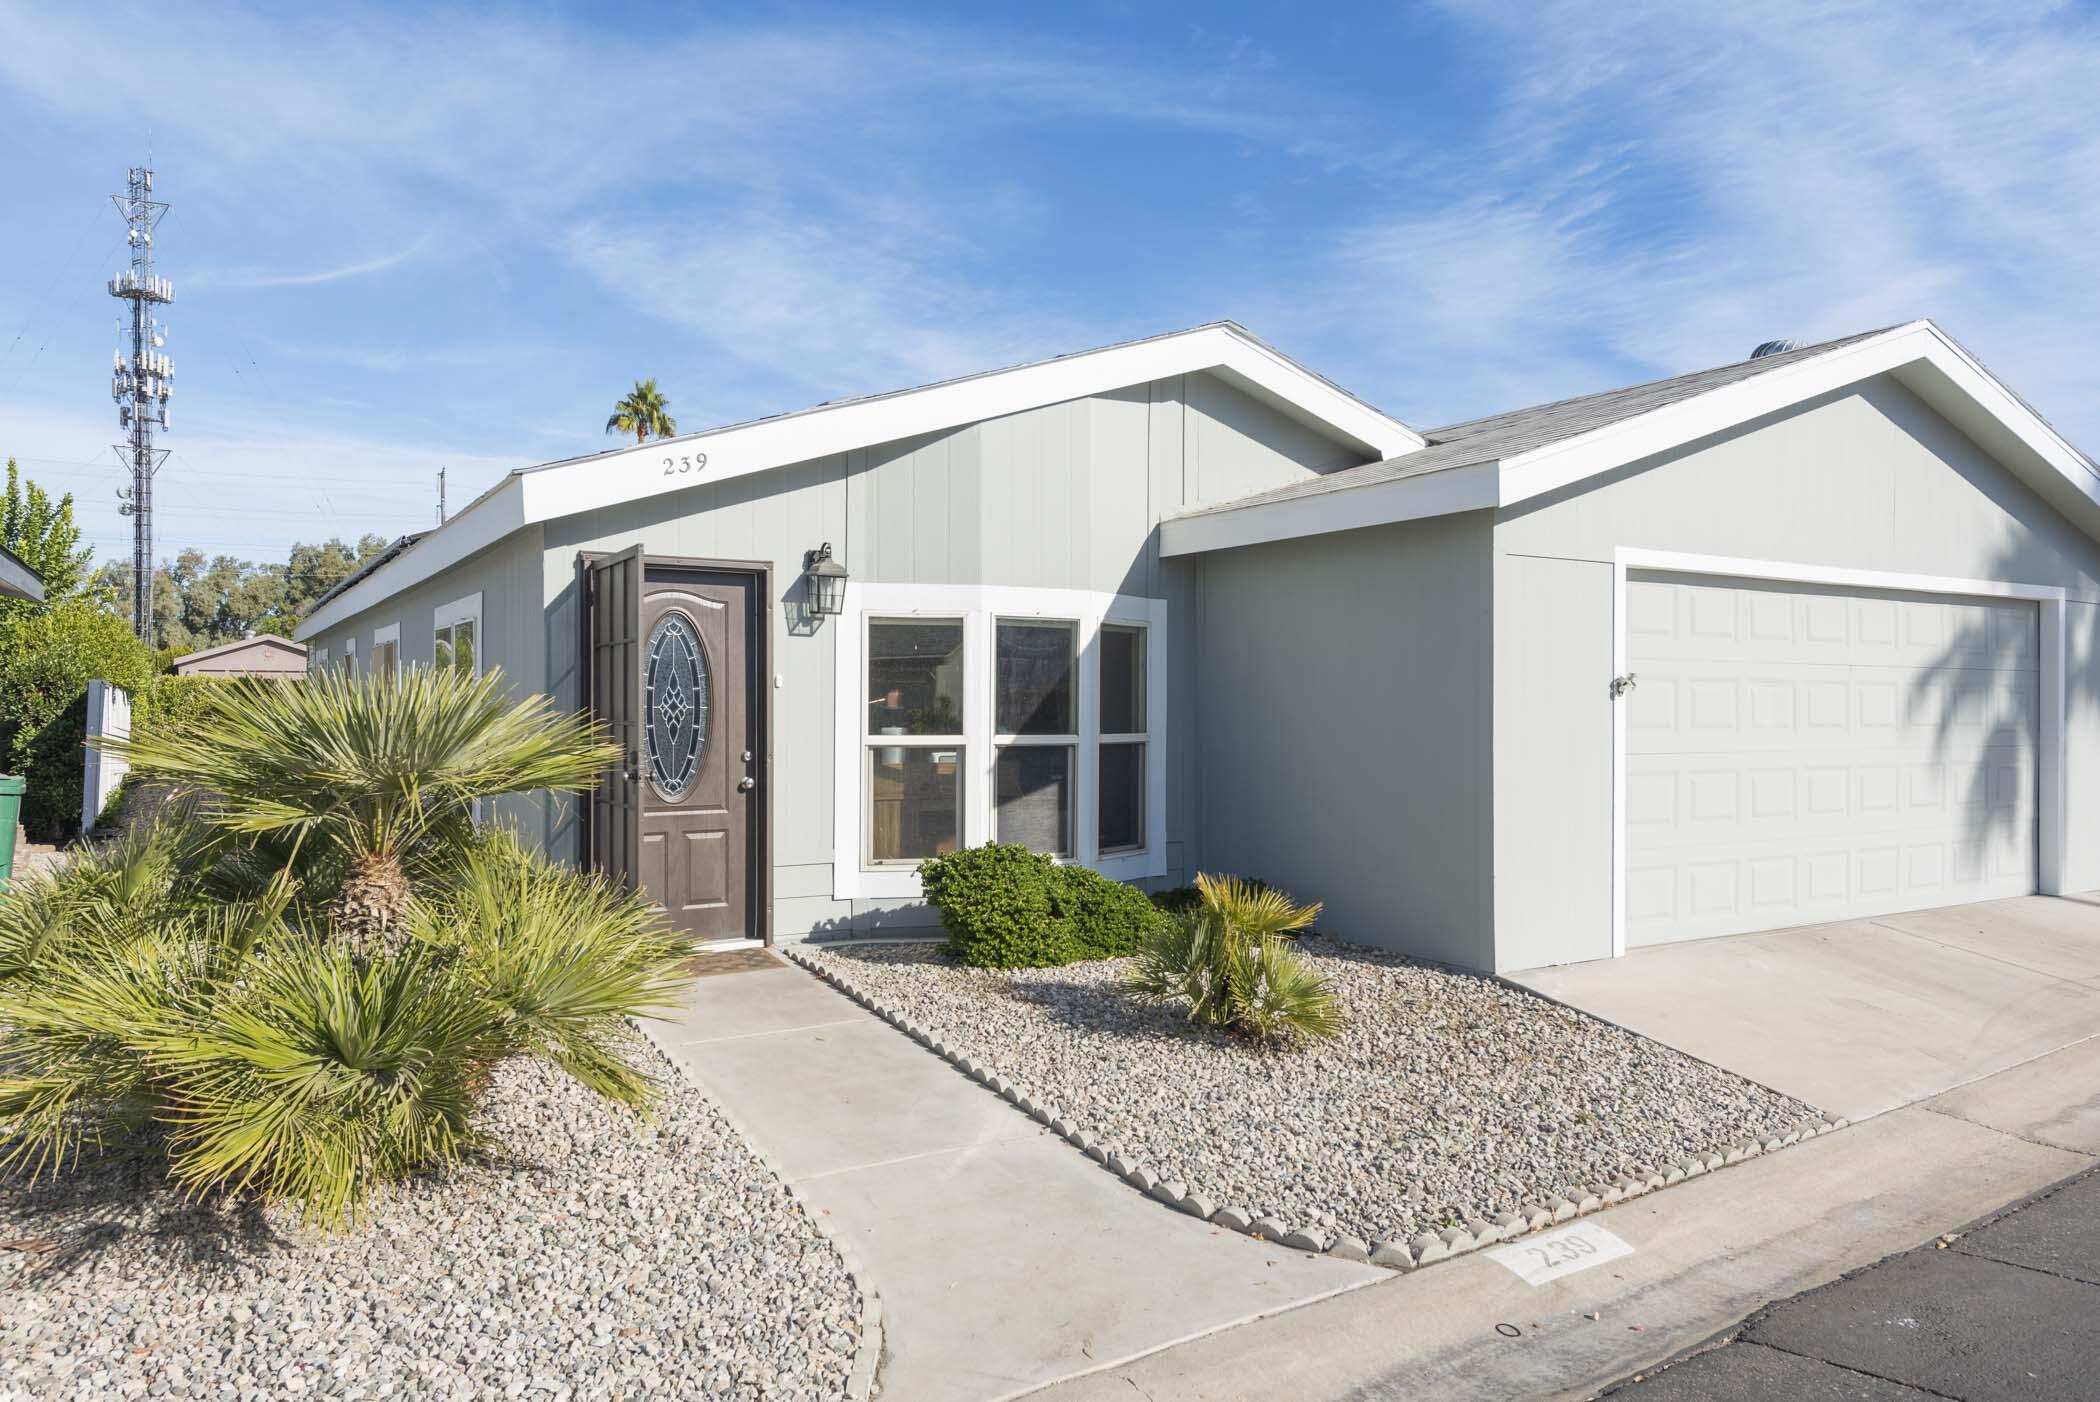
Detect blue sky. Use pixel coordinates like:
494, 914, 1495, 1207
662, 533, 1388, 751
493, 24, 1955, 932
2, 1, 2097, 569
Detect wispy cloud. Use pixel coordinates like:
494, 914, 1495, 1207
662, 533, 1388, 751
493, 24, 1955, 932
1290, 0, 2100, 438
188, 229, 441, 291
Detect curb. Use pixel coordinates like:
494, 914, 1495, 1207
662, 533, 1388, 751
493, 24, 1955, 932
635, 1018, 885, 1400
783, 945, 1848, 1275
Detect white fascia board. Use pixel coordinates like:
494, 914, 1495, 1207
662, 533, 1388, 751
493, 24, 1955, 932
301, 324, 1418, 633
524, 324, 1420, 525
1159, 460, 1499, 557
1167, 320, 2100, 557
296, 474, 527, 638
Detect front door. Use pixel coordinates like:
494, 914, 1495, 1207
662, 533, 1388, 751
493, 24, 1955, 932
584, 551, 764, 941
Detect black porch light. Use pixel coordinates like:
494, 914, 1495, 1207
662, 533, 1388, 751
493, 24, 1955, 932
803, 542, 849, 616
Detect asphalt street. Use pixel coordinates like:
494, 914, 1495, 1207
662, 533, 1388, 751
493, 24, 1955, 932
1599, 1166, 2100, 1401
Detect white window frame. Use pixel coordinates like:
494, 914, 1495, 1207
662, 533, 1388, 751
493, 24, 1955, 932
834, 583, 1168, 899
371, 622, 401, 677
434, 592, 483, 675
341, 635, 357, 673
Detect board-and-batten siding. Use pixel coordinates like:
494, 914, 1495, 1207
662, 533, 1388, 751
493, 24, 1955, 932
304, 369, 1370, 938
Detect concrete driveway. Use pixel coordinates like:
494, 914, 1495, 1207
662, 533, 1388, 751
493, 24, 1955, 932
1510, 894, 2100, 1121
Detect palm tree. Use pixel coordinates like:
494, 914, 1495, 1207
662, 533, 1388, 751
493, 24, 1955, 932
605, 378, 677, 444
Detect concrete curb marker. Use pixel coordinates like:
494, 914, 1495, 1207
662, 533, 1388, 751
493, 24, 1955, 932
633, 1017, 886, 1401
783, 945, 1844, 1281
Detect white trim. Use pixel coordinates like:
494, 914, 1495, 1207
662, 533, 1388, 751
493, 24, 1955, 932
297, 323, 1417, 638
1164, 321, 2100, 558
1608, 548, 2067, 959
434, 592, 482, 631
832, 583, 1170, 900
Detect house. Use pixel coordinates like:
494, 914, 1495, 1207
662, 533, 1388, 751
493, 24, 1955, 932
295, 320, 2100, 971
170, 634, 309, 677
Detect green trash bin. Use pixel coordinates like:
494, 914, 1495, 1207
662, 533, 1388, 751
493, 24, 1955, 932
0, 774, 24, 889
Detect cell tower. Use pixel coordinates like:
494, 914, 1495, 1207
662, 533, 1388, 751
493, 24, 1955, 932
108, 164, 174, 646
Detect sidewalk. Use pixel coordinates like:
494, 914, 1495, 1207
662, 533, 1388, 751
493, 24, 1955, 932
1603, 1166, 2100, 1400
647, 960, 1378, 1402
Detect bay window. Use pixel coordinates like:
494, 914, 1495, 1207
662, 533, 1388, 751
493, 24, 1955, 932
834, 585, 1167, 899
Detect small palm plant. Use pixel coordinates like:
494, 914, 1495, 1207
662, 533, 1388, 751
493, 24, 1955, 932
604, 378, 677, 444
1126, 873, 1342, 1042
103, 666, 614, 957
1, 669, 693, 1227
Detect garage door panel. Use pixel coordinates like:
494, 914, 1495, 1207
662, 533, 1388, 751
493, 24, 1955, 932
1625, 575, 2037, 947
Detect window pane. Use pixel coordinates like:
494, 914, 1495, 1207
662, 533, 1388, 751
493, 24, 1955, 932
1100, 626, 1145, 735
453, 620, 476, 675
434, 627, 451, 673
995, 745, 1072, 855
868, 620, 965, 737
868, 747, 964, 863
996, 621, 1074, 735
1099, 741, 1144, 853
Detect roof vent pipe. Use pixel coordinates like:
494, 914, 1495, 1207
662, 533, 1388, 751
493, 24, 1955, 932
1749, 339, 1799, 359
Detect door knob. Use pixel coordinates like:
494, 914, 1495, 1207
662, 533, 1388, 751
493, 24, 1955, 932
738, 776, 757, 792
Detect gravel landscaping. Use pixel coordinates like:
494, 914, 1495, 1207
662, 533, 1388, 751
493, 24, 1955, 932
798, 937, 1823, 1255
1, 1040, 863, 1402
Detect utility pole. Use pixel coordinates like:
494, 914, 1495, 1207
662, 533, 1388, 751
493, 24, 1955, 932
437, 464, 447, 524
108, 164, 174, 647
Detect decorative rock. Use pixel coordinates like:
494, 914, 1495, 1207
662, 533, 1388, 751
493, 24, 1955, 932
1599, 1182, 1625, 1205
1250, 1215, 1291, 1242
1082, 1141, 1107, 1162
1370, 1240, 1416, 1270
1409, 1232, 1450, 1266
1463, 1217, 1495, 1244
1520, 1202, 1553, 1231
1126, 1167, 1159, 1193
1213, 1206, 1254, 1233
1151, 1180, 1189, 1207
1574, 1193, 1602, 1215
1179, 1194, 1217, 1221
1762, 1136, 1783, 1152
1040, 1103, 1065, 1126
1328, 1234, 1372, 1263
1051, 1118, 1077, 1139
1280, 1227, 1329, 1253
1490, 1211, 1524, 1241
1438, 1226, 1475, 1254
1547, 1196, 1577, 1222
1704, 1152, 1726, 1171
1662, 1165, 1685, 1185
1109, 1151, 1138, 1177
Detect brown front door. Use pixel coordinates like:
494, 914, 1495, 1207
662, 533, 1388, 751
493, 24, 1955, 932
634, 569, 759, 941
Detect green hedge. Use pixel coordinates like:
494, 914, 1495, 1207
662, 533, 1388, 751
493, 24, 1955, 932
917, 843, 1167, 968
0, 603, 155, 841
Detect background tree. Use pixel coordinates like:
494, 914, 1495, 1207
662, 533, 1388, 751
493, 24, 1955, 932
91, 533, 389, 655
604, 379, 677, 444
0, 458, 97, 614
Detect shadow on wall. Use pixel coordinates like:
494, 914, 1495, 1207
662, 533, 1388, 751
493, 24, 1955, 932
1905, 535, 2100, 884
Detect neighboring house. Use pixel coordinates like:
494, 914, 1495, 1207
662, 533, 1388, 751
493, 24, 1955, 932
170, 634, 309, 677
0, 542, 45, 604
295, 319, 2100, 972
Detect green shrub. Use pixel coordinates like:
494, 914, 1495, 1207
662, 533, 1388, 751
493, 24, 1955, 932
1126, 873, 1342, 1042
1058, 862, 1166, 960
918, 843, 1166, 968
0, 669, 688, 1228
0, 602, 155, 841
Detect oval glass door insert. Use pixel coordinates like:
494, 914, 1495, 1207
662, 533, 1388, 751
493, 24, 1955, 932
644, 610, 710, 801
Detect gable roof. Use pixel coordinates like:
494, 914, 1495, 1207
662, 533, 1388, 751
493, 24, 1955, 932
297, 322, 1420, 639
172, 633, 309, 666
1161, 320, 2100, 557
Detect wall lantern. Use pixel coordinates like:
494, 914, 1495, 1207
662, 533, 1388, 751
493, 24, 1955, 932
803, 542, 849, 617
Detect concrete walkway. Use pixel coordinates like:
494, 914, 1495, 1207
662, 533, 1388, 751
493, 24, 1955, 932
1510, 894, 2100, 1121
649, 960, 1377, 1402
1026, 1031, 2100, 1400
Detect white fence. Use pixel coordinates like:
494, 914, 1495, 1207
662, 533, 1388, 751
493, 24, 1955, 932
81, 679, 132, 835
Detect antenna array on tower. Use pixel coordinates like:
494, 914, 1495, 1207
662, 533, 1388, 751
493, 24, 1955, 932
108, 164, 173, 646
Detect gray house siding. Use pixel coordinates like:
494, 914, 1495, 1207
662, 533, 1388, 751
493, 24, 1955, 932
1191, 513, 1496, 969
1492, 373, 2100, 968
526, 370, 1368, 937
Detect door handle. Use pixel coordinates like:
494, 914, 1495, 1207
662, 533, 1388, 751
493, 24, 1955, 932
738, 776, 758, 792
623, 752, 640, 782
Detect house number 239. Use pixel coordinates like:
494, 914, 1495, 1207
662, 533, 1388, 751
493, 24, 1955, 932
663, 452, 708, 476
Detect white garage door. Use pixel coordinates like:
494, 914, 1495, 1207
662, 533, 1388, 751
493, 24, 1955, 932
1624, 574, 2037, 947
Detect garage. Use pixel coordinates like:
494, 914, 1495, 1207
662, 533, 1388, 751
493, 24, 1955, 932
1622, 573, 2039, 946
